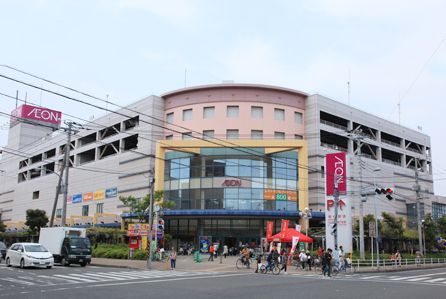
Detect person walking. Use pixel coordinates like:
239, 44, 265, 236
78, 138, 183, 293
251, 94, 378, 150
306, 251, 312, 271
208, 244, 215, 261
223, 244, 228, 258
322, 248, 333, 277
299, 250, 307, 270
170, 247, 177, 270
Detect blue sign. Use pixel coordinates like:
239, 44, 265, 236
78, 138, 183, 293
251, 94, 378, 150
72, 194, 82, 204
105, 187, 117, 198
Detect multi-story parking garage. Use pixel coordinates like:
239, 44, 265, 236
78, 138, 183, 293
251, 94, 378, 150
0, 83, 441, 246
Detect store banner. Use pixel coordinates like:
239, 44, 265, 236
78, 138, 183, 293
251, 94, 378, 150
325, 152, 352, 252
93, 189, 105, 200
280, 219, 289, 239
83, 192, 93, 202
72, 194, 82, 204
291, 236, 300, 253
266, 221, 274, 238
106, 187, 118, 198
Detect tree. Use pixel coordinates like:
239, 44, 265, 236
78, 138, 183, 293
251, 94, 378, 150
0, 216, 6, 233
380, 212, 404, 239
422, 214, 436, 252
438, 215, 446, 236
119, 191, 175, 223
25, 209, 49, 235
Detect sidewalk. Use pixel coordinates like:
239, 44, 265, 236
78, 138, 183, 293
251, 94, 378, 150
91, 255, 446, 274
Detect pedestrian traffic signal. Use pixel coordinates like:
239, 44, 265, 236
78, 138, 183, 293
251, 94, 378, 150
331, 223, 337, 235
375, 187, 393, 200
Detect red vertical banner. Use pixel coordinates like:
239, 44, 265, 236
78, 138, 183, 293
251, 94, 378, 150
326, 152, 347, 195
266, 221, 274, 239
280, 219, 289, 239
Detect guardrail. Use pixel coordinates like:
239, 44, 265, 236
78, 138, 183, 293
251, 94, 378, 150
351, 258, 446, 271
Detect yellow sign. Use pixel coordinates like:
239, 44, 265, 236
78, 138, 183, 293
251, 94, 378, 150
264, 189, 298, 201
127, 224, 149, 236
93, 189, 105, 200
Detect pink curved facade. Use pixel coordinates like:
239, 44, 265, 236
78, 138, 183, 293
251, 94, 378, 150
161, 84, 307, 140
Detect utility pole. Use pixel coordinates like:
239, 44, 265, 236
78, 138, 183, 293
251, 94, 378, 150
147, 170, 155, 270
61, 122, 74, 227
333, 175, 339, 247
49, 163, 65, 227
356, 138, 365, 260
415, 164, 423, 255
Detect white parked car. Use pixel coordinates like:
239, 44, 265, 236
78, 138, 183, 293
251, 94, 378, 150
6, 243, 54, 269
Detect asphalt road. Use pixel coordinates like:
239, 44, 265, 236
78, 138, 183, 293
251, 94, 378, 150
1, 262, 445, 299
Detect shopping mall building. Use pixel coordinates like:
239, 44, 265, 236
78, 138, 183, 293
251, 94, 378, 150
1, 83, 444, 247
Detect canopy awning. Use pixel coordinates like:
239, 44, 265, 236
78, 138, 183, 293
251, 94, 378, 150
267, 228, 313, 243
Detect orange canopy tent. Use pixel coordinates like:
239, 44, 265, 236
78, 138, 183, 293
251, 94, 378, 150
267, 228, 313, 243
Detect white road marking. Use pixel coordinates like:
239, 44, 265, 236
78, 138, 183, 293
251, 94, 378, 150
425, 278, 446, 283
1, 278, 35, 285
359, 275, 382, 280
53, 274, 103, 283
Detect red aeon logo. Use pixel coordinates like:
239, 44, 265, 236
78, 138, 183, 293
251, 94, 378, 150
221, 179, 242, 187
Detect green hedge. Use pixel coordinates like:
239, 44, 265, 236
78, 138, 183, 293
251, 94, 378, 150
92, 243, 147, 260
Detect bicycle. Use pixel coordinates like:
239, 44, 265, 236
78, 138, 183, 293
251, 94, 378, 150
259, 260, 281, 275
236, 255, 251, 269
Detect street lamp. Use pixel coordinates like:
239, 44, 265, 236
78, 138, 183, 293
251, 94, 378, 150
421, 219, 426, 255
300, 207, 312, 250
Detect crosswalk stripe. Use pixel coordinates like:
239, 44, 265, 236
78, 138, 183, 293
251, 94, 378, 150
53, 274, 103, 283
69, 273, 110, 282
359, 275, 382, 280
406, 277, 432, 282
1, 277, 35, 285
425, 278, 446, 283
37, 275, 78, 283
80, 273, 127, 281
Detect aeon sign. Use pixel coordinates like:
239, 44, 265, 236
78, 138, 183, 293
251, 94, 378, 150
10, 104, 62, 127
221, 179, 242, 187
325, 152, 347, 195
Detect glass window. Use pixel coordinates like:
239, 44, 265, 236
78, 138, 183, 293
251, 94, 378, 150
251, 130, 263, 140
166, 112, 174, 124
225, 199, 238, 210
224, 188, 238, 199
274, 108, 285, 121
56, 208, 62, 218
96, 203, 104, 214
294, 112, 303, 124
82, 205, 89, 216
275, 131, 285, 139
251, 106, 263, 118
227, 129, 239, 139
203, 130, 214, 139
239, 188, 251, 199
227, 106, 239, 118
287, 201, 298, 211
203, 106, 215, 119
276, 201, 287, 211
252, 200, 263, 210
294, 134, 303, 139
239, 199, 251, 210
182, 132, 193, 140
251, 188, 263, 199
166, 134, 173, 140
239, 159, 251, 176
182, 109, 192, 121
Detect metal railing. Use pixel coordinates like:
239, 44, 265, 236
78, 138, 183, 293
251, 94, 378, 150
351, 258, 446, 271
320, 119, 348, 131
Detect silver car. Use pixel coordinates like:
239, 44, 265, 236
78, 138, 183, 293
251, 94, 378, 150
6, 243, 54, 269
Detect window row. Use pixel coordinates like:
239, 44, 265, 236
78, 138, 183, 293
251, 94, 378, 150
166, 106, 303, 123
164, 197, 298, 211
165, 188, 298, 200
166, 131, 303, 140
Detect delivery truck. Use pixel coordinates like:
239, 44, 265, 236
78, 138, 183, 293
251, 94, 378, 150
39, 227, 91, 267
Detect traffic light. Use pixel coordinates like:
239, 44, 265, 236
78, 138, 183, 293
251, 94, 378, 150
375, 187, 393, 200
331, 223, 337, 235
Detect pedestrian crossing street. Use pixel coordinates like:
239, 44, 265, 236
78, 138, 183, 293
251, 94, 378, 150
293, 272, 446, 286
0, 265, 226, 290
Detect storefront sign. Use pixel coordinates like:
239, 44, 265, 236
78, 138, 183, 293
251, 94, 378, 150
221, 179, 242, 187
127, 224, 149, 236
83, 192, 93, 202
10, 104, 62, 127
264, 189, 297, 201
72, 194, 82, 204
280, 219, 289, 239
93, 189, 105, 200
266, 221, 274, 238
106, 187, 118, 198
325, 152, 352, 252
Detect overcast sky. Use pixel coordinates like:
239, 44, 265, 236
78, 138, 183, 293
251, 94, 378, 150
1, 0, 445, 195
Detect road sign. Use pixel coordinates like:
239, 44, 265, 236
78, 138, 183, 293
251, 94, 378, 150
369, 221, 375, 238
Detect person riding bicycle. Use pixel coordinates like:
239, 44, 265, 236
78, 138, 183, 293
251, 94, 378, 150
266, 248, 277, 271
241, 246, 250, 264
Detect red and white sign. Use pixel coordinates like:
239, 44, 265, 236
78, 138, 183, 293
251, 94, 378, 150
325, 152, 347, 195
266, 221, 274, 239
10, 104, 62, 127
280, 219, 289, 239
325, 152, 352, 253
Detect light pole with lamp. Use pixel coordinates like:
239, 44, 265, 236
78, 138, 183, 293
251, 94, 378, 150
300, 207, 312, 250
421, 219, 426, 255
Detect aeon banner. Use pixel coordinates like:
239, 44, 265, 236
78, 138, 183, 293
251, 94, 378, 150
325, 152, 352, 253
10, 104, 62, 128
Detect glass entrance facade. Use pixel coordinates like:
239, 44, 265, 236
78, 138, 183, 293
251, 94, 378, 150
163, 147, 299, 212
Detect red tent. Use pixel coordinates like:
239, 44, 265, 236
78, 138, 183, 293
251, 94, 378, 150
267, 228, 313, 243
